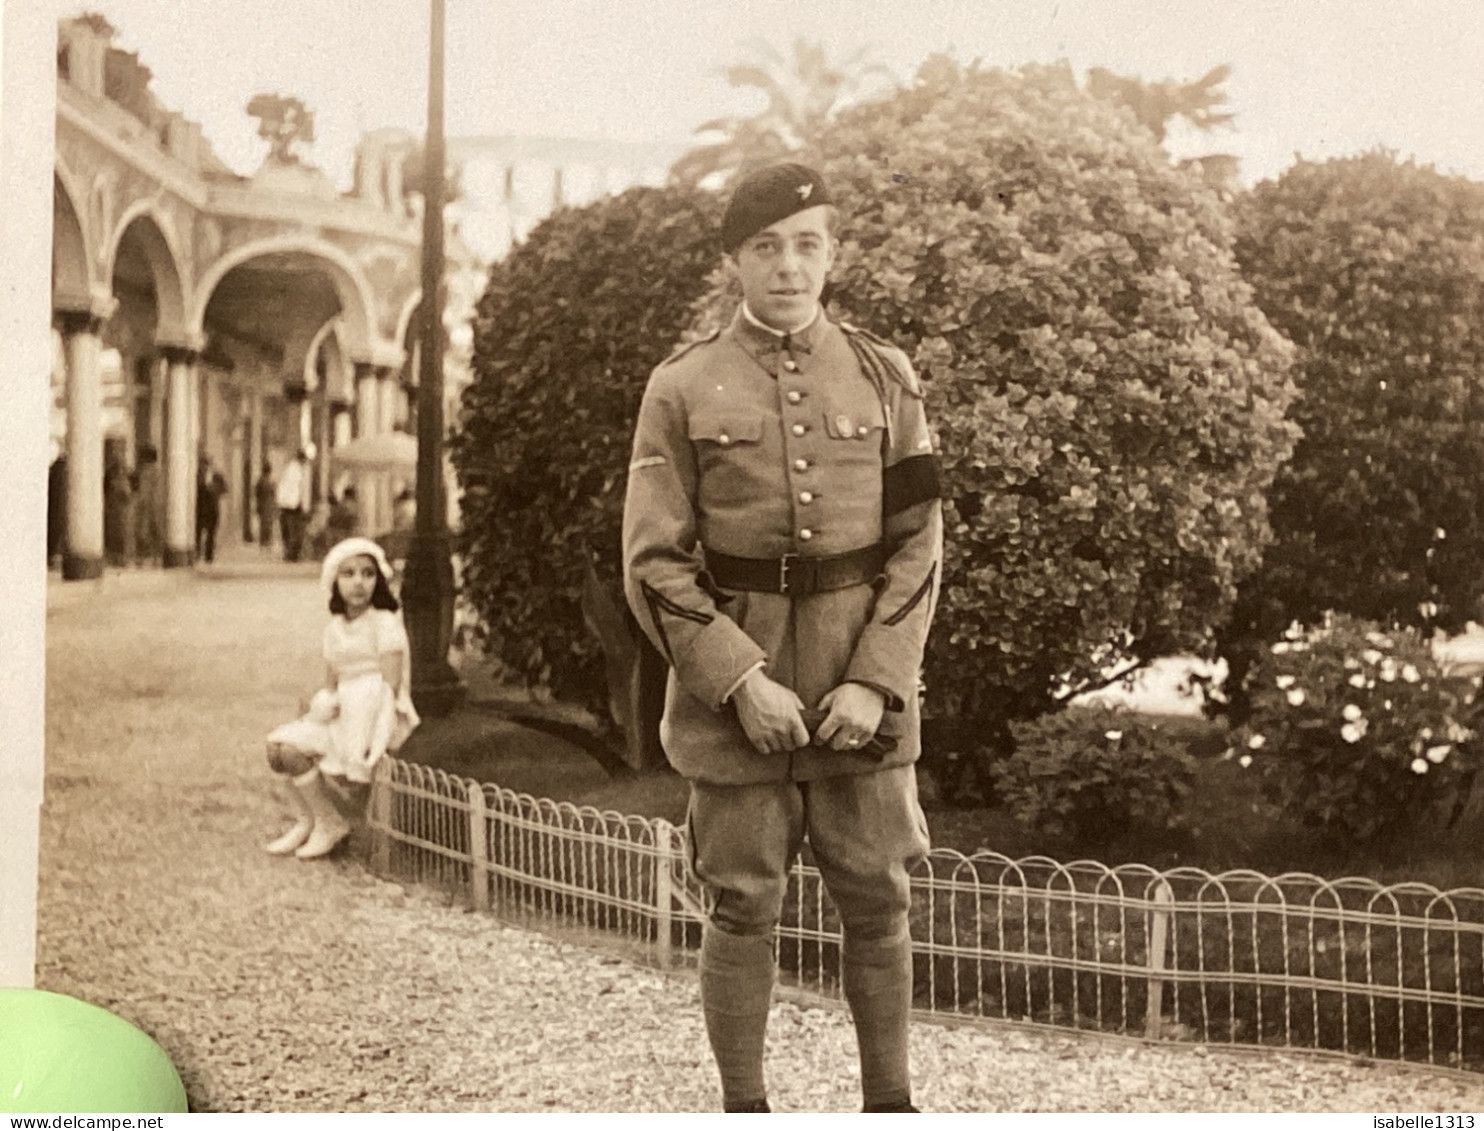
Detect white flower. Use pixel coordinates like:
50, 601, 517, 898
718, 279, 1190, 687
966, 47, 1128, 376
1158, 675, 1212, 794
1348, 673, 1368, 688
1426, 744, 1452, 764
1411, 758, 1430, 774
1362, 649, 1384, 665
1341, 723, 1365, 743
1342, 704, 1363, 722
1284, 622, 1304, 641
1402, 664, 1422, 683
1105, 730, 1123, 741
1421, 727, 1434, 740
1384, 700, 1393, 711
1286, 689, 1307, 706
1447, 722, 1474, 743
1276, 675, 1296, 689
1271, 642, 1292, 655
1419, 601, 1439, 619
1239, 754, 1253, 768
1248, 734, 1266, 749
1436, 527, 1448, 541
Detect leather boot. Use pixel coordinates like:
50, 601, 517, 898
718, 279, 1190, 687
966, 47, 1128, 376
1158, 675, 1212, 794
264, 774, 315, 855
293, 768, 351, 859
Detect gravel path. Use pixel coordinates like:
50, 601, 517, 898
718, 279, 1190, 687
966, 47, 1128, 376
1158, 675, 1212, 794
35, 558, 1484, 1112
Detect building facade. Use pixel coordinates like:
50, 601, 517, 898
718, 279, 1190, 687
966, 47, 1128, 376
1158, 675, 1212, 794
50, 14, 451, 578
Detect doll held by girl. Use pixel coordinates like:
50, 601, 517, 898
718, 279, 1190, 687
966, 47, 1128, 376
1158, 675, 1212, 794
264, 537, 420, 858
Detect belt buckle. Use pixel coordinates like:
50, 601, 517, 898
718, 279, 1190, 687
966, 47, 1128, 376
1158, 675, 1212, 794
779, 552, 798, 595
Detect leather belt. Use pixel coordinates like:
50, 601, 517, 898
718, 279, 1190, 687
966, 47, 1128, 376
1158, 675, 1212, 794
703, 544, 886, 597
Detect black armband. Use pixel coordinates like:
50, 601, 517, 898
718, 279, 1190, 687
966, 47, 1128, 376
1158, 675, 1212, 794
883, 454, 941, 517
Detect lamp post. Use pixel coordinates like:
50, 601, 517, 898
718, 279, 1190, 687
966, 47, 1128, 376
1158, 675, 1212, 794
402, 0, 464, 715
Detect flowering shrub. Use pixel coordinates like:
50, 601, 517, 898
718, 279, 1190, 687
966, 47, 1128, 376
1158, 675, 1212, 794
1230, 614, 1481, 847
992, 707, 1199, 850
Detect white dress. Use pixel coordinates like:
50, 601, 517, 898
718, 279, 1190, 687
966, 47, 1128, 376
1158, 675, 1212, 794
267, 608, 421, 782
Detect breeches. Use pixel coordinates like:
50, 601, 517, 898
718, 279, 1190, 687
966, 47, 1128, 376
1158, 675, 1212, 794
686, 764, 930, 941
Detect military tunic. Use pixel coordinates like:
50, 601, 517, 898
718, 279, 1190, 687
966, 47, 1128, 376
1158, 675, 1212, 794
622, 306, 943, 785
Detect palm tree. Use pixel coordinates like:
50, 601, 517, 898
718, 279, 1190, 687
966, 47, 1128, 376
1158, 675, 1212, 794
670, 38, 893, 189
1085, 63, 1236, 144
1086, 64, 1240, 188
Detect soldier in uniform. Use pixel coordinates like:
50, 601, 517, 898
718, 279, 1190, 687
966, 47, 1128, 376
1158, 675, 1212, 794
622, 162, 943, 1113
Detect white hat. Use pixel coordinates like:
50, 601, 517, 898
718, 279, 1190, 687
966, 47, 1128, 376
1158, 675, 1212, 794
320, 536, 395, 596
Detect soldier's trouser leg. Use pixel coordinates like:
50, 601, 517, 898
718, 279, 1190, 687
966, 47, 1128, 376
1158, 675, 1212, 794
805, 766, 930, 1110
688, 780, 805, 1111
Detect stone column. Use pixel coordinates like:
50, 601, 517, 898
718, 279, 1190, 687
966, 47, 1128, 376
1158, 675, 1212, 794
353, 362, 380, 533
161, 346, 198, 568
57, 310, 105, 581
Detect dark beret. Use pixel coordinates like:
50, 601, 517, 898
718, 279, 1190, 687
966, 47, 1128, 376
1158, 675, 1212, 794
721, 162, 833, 254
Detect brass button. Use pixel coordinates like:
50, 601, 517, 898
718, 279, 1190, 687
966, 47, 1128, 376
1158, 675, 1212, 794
718, 433, 731, 445
799, 528, 814, 541
783, 359, 799, 372
792, 423, 807, 437
799, 491, 814, 504
856, 425, 869, 438
786, 390, 803, 404
793, 458, 810, 472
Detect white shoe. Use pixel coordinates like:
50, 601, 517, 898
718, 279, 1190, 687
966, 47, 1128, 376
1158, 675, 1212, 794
265, 772, 317, 855
294, 819, 350, 859
292, 768, 352, 859
265, 818, 313, 855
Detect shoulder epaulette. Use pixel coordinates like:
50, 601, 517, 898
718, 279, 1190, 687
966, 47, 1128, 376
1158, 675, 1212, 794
658, 329, 721, 369
841, 322, 923, 398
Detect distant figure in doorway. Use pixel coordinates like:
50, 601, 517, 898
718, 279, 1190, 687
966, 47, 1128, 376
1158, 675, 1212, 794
275, 449, 312, 562
195, 455, 228, 564
46, 452, 67, 569
254, 461, 277, 553
103, 449, 134, 568
132, 445, 162, 567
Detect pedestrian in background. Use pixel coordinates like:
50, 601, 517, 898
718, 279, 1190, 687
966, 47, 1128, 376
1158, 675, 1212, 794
275, 448, 312, 562
263, 537, 419, 859
622, 163, 943, 1113
254, 460, 277, 553
195, 454, 227, 564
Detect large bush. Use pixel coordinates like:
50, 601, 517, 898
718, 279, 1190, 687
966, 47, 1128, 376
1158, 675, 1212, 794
1229, 614, 1480, 848
452, 185, 723, 710
1222, 154, 1484, 686
697, 59, 1299, 758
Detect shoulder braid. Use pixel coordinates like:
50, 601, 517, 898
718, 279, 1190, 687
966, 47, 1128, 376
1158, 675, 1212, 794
840, 322, 924, 400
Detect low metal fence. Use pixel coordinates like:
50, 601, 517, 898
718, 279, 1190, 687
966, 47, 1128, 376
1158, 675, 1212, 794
365, 756, 1484, 1074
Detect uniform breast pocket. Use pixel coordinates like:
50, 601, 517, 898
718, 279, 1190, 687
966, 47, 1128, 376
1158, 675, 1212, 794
689, 412, 766, 497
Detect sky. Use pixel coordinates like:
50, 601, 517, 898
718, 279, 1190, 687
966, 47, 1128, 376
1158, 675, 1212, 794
41, 0, 1484, 196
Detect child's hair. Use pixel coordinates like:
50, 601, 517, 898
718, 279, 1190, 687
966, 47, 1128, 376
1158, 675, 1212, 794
328, 559, 400, 616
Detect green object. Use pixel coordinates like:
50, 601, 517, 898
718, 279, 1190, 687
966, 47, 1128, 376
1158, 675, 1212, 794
0, 988, 187, 1113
